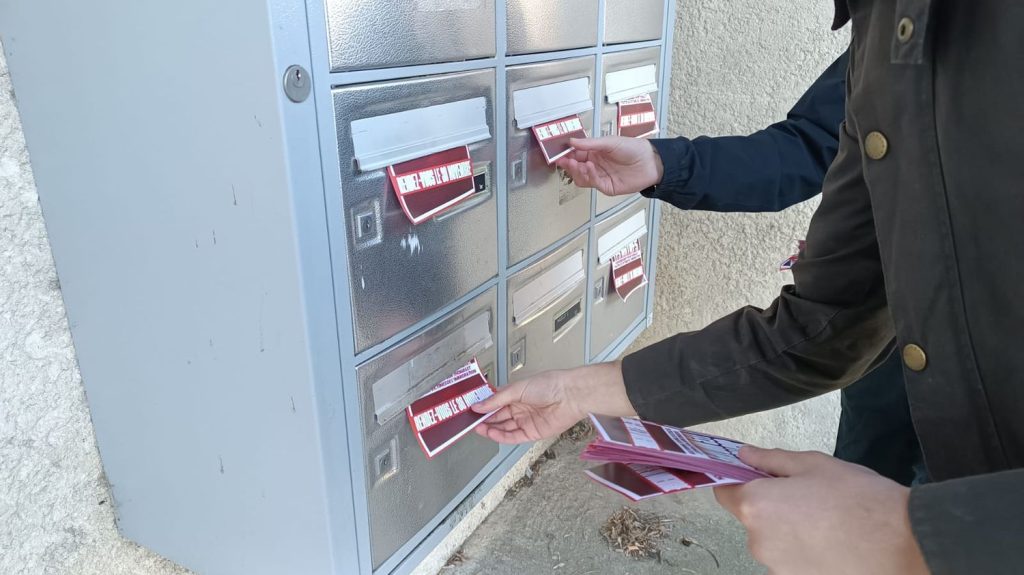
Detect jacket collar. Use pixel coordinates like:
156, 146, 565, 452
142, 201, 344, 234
833, 0, 851, 29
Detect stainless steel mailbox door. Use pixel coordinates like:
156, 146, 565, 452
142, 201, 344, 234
335, 70, 499, 353
326, 0, 496, 72
507, 233, 588, 382
596, 47, 662, 215
506, 0, 599, 55
591, 199, 650, 358
507, 58, 595, 265
604, 0, 665, 45
357, 288, 500, 570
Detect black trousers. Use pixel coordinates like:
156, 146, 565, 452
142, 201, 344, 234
833, 350, 927, 486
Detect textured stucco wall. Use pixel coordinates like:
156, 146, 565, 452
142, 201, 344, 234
0, 1, 848, 573
629, 0, 850, 452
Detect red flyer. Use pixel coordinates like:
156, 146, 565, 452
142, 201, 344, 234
531, 114, 589, 164
610, 239, 648, 301
407, 360, 497, 459
617, 95, 659, 139
387, 146, 476, 225
585, 462, 740, 502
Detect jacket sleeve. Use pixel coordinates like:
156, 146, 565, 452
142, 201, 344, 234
643, 49, 848, 213
621, 115, 894, 427
909, 469, 1024, 574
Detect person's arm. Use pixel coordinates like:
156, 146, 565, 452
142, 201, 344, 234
624, 116, 893, 426
645, 49, 848, 212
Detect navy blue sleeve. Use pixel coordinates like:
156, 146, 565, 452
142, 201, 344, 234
643, 49, 848, 213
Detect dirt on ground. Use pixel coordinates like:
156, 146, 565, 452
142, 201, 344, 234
441, 433, 762, 575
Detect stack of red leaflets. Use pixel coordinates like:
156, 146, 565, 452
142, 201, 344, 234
582, 414, 771, 502
406, 360, 497, 459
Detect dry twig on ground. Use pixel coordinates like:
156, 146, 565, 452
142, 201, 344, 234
600, 507, 672, 561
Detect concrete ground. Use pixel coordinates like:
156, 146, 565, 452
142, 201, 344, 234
438, 432, 763, 575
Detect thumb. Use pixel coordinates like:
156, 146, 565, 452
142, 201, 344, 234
568, 136, 619, 153
737, 446, 823, 478
472, 382, 522, 413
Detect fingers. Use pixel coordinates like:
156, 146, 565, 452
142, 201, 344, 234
738, 446, 826, 477
477, 424, 535, 445
472, 383, 523, 414
567, 136, 620, 153
713, 484, 744, 517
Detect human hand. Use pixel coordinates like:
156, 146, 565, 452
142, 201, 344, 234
472, 362, 635, 444
714, 447, 929, 575
555, 136, 664, 197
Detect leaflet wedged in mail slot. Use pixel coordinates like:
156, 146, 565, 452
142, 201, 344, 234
407, 359, 497, 459
610, 239, 648, 301
387, 146, 476, 225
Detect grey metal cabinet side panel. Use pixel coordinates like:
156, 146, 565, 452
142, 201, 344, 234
604, 0, 665, 44
506, 0, 599, 55
356, 289, 500, 570
595, 47, 662, 216
0, 2, 340, 574
334, 70, 500, 353
506, 58, 595, 265
326, 0, 496, 72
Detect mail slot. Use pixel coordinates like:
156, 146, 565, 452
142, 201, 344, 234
356, 288, 499, 570
335, 70, 499, 353
508, 233, 588, 381
506, 0, 599, 55
590, 199, 650, 359
325, 0, 496, 72
596, 48, 662, 215
507, 57, 595, 265
605, 0, 665, 45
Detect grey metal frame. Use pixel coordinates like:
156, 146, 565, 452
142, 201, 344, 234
0, 0, 677, 573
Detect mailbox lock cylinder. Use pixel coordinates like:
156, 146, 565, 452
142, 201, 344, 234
283, 65, 311, 103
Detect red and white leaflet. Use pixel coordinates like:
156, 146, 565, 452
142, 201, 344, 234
584, 462, 741, 502
617, 95, 659, 139
531, 115, 589, 164
585, 413, 770, 482
610, 239, 648, 301
407, 360, 497, 459
387, 146, 476, 225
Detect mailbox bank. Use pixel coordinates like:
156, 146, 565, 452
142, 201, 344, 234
0, 1, 675, 573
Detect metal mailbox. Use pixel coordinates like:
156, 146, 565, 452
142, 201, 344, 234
590, 199, 650, 358
604, 0, 665, 45
326, 0, 496, 72
0, 0, 675, 573
336, 70, 499, 353
506, 0, 599, 55
356, 288, 500, 569
596, 47, 662, 215
507, 57, 595, 265
507, 233, 589, 381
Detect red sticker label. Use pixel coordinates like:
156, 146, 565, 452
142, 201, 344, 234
610, 239, 648, 301
406, 360, 497, 459
618, 95, 659, 139
387, 146, 476, 225
531, 114, 589, 164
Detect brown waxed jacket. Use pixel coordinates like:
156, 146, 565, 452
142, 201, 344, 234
624, 1, 1024, 573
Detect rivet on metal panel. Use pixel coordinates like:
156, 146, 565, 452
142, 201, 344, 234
283, 65, 311, 103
